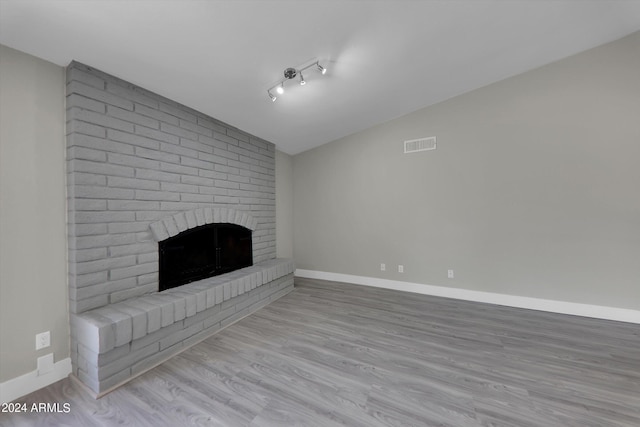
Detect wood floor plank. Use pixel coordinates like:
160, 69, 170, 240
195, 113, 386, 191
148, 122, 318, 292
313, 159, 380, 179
2, 277, 638, 426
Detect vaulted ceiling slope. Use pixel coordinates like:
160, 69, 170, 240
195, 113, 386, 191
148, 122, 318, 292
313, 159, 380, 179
2, 1, 640, 154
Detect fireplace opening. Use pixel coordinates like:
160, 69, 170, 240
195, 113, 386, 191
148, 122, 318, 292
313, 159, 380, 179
159, 223, 252, 292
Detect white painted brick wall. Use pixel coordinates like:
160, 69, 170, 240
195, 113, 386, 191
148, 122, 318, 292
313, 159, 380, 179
67, 62, 282, 395
67, 62, 276, 315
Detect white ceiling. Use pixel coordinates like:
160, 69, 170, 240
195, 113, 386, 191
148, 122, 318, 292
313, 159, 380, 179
2, 1, 640, 155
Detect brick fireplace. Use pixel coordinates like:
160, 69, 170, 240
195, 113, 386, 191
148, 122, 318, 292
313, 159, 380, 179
66, 62, 293, 394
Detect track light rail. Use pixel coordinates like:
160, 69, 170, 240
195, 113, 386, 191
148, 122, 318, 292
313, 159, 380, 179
267, 60, 327, 102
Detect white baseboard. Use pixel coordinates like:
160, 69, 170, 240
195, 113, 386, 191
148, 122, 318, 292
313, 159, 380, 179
295, 269, 640, 324
0, 357, 72, 403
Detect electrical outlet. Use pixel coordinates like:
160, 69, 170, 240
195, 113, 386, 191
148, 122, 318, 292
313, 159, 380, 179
448, 269, 454, 279
36, 331, 50, 350
398, 265, 404, 273
380, 263, 386, 271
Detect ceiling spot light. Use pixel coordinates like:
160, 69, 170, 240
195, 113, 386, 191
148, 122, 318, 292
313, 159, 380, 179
266, 60, 327, 101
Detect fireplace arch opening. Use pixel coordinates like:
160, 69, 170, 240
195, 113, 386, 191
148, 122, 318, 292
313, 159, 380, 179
159, 223, 253, 292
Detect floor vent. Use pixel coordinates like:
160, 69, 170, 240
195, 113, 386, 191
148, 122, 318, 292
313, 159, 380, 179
404, 136, 436, 154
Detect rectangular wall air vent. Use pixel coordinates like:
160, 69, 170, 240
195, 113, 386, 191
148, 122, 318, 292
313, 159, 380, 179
404, 136, 436, 154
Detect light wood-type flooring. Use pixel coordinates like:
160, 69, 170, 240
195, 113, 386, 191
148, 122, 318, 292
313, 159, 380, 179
2, 277, 639, 426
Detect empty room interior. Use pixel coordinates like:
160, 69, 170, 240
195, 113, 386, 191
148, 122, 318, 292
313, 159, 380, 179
1, 1, 639, 426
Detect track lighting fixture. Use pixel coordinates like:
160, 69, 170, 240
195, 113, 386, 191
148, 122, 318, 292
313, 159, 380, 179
267, 60, 327, 102
284, 67, 297, 80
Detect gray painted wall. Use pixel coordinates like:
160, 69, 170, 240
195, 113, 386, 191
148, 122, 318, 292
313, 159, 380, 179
293, 32, 640, 310
276, 150, 294, 259
0, 45, 68, 382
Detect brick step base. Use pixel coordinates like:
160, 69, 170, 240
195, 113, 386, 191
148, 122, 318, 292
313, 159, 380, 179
72, 258, 294, 395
